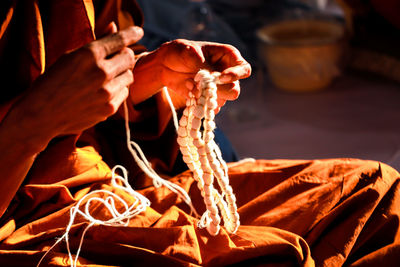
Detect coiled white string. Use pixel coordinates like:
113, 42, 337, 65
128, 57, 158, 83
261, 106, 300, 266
37, 165, 151, 267
37, 70, 241, 266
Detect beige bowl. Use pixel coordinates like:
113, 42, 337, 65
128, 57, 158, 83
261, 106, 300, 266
257, 19, 346, 92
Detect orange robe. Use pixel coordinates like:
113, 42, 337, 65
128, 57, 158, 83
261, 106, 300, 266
0, 1, 399, 266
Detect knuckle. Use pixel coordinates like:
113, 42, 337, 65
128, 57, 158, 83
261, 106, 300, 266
118, 31, 129, 47
99, 86, 113, 101
126, 69, 134, 84
164, 39, 187, 50
80, 45, 114, 81
80, 44, 99, 61
225, 44, 236, 51
96, 67, 108, 81
174, 39, 186, 44
122, 48, 136, 67
99, 115, 109, 123
244, 64, 252, 76
125, 48, 135, 61
95, 61, 111, 81
104, 102, 118, 115
122, 86, 129, 99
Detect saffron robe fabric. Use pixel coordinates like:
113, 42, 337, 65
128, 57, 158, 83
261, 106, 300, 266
0, 1, 400, 266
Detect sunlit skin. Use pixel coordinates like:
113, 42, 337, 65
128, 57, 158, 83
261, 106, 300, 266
0, 23, 251, 217
132, 39, 251, 111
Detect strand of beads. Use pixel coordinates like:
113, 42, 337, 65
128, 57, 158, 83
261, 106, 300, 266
177, 69, 240, 235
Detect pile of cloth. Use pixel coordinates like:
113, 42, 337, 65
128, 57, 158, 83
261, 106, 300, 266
0, 1, 399, 266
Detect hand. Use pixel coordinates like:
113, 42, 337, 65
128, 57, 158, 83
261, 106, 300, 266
9, 26, 143, 146
156, 39, 251, 111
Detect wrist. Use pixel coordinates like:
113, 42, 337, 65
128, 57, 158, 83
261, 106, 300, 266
131, 50, 164, 105
8, 123, 53, 156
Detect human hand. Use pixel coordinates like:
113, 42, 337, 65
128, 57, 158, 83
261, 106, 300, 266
155, 39, 251, 112
11, 26, 143, 144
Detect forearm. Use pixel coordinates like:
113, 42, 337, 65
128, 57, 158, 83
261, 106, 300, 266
0, 142, 36, 218
130, 51, 164, 105
0, 106, 53, 218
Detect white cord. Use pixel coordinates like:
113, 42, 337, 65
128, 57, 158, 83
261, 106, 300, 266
37, 165, 151, 267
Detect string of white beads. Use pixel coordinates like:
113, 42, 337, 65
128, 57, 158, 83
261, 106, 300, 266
177, 70, 240, 235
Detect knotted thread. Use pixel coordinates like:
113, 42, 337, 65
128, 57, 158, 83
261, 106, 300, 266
37, 165, 151, 267
37, 69, 240, 266
177, 70, 240, 235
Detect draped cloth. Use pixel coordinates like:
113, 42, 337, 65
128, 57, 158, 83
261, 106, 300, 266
0, 1, 399, 266
1, 158, 399, 266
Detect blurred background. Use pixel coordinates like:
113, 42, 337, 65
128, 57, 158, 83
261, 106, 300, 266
137, 0, 400, 171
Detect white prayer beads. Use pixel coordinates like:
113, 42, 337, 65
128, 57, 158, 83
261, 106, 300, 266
38, 71, 243, 266
177, 70, 240, 235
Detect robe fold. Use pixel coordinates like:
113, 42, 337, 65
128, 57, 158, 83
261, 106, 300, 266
0, 0, 399, 266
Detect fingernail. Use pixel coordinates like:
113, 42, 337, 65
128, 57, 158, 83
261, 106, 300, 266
110, 21, 118, 33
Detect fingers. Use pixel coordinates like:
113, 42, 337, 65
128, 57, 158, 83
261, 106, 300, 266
220, 63, 251, 83
98, 70, 133, 111
216, 81, 240, 101
166, 74, 240, 106
160, 39, 205, 73
104, 47, 136, 78
202, 43, 251, 82
91, 85, 129, 119
157, 40, 248, 111
182, 41, 205, 70
89, 26, 144, 59
181, 78, 240, 103
109, 86, 129, 114
161, 66, 197, 97
103, 70, 133, 98
185, 79, 201, 98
